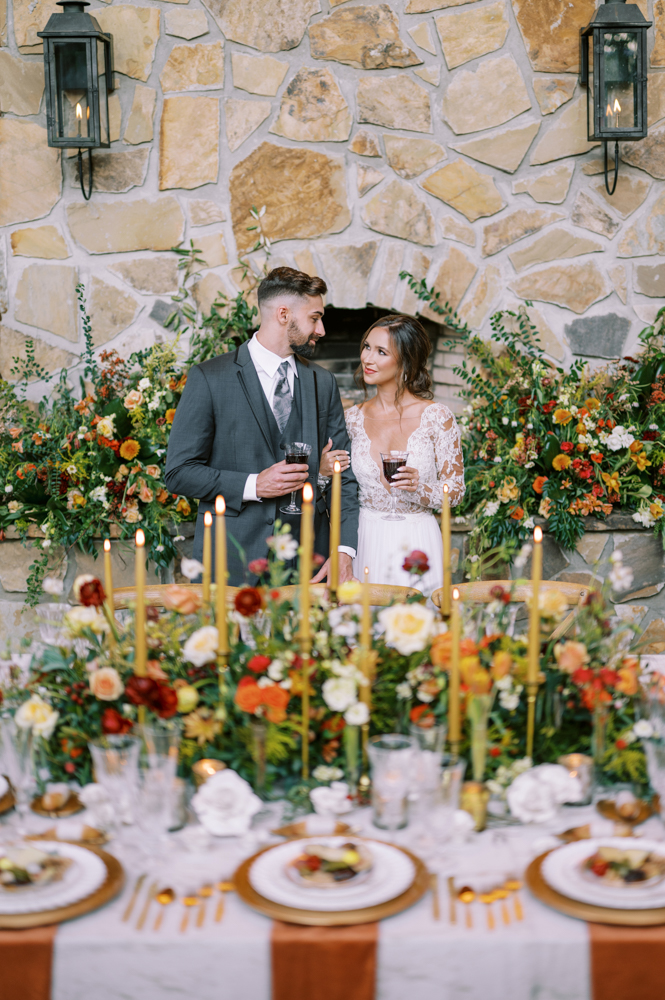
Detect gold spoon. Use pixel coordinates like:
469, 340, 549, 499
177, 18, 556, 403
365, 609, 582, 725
504, 878, 524, 921
153, 887, 176, 931
493, 887, 511, 926
458, 885, 475, 929
180, 893, 199, 933
479, 892, 495, 930
215, 880, 235, 923
196, 884, 214, 928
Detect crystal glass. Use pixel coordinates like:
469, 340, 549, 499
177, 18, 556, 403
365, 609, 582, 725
139, 722, 181, 837
380, 451, 408, 522
427, 755, 466, 842
368, 733, 416, 832
89, 735, 141, 829
0, 717, 34, 829
409, 722, 447, 794
279, 441, 312, 515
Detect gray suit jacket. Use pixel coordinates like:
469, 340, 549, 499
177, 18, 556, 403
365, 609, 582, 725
164, 341, 359, 585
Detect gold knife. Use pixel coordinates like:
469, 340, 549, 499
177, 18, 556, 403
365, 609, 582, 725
122, 873, 147, 923
447, 876, 457, 925
136, 881, 158, 931
430, 873, 441, 921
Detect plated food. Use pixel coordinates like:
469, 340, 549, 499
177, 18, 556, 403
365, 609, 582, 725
0, 845, 72, 890
287, 841, 373, 888
582, 846, 665, 887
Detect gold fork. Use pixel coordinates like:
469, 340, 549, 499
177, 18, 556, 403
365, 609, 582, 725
429, 872, 440, 921
493, 887, 511, 926
136, 881, 158, 931
215, 880, 235, 923
180, 893, 199, 933
479, 892, 495, 930
504, 878, 524, 921
196, 884, 214, 928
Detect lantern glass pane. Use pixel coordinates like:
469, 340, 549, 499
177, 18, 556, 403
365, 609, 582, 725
53, 40, 91, 141
602, 31, 638, 130
97, 39, 109, 144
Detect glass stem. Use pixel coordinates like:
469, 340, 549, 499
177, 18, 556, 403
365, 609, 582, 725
390, 488, 396, 517
290, 490, 296, 508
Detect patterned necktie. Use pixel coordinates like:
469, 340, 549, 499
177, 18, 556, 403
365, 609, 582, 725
272, 360, 293, 433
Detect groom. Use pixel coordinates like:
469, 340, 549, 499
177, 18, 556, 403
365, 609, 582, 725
165, 267, 358, 586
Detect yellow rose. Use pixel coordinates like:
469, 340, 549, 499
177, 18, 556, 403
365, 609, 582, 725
15, 694, 59, 739
537, 589, 568, 619
89, 667, 124, 701
64, 605, 109, 636
377, 603, 436, 655
338, 581, 363, 603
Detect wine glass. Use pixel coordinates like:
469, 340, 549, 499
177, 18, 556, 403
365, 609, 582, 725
279, 441, 312, 515
380, 451, 409, 522
0, 717, 34, 832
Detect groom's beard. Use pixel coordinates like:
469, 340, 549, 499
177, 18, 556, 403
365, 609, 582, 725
287, 318, 320, 359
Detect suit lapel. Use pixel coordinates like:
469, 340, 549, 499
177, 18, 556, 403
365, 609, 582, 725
234, 341, 279, 455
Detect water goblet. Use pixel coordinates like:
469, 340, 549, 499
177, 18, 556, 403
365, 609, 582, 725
368, 734, 416, 834
89, 734, 141, 831
0, 717, 35, 831
279, 441, 312, 515
380, 451, 409, 522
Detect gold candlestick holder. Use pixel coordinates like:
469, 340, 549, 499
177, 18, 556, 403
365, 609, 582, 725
525, 679, 539, 760
299, 634, 312, 780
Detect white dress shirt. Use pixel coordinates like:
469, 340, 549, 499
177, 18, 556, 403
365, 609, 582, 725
243, 335, 355, 559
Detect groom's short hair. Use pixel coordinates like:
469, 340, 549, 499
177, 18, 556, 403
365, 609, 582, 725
258, 267, 327, 307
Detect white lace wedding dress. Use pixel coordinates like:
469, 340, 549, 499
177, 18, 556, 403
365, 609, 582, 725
346, 403, 465, 597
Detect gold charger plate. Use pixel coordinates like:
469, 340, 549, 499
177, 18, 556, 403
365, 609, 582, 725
272, 820, 357, 840
0, 787, 15, 816
234, 838, 429, 927
31, 792, 84, 819
596, 798, 653, 826
0, 845, 124, 929
526, 851, 665, 926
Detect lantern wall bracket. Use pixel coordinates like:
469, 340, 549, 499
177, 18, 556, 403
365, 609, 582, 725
604, 140, 619, 196
77, 147, 93, 200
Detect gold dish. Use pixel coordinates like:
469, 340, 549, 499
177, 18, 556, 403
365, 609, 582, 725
31, 792, 84, 819
234, 839, 429, 927
0, 786, 15, 816
272, 820, 356, 840
596, 798, 652, 826
26, 826, 109, 848
0, 845, 124, 929
526, 851, 665, 926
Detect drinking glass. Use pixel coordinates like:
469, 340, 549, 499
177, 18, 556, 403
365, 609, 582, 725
380, 451, 409, 522
427, 755, 466, 843
368, 733, 416, 832
89, 735, 141, 830
279, 441, 312, 515
409, 722, 447, 794
139, 723, 181, 835
0, 717, 34, 828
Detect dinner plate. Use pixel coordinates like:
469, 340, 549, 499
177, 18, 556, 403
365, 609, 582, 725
249, 837, 415, 912
542, 838, 665, 910
0, 842, 107, 915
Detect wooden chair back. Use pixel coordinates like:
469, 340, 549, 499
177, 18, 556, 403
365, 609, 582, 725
112, 581, 422, 610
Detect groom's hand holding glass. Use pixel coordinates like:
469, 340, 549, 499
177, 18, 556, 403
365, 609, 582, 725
256, 460, 309, 498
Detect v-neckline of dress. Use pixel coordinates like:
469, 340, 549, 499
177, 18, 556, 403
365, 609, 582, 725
357, 404, 433, 494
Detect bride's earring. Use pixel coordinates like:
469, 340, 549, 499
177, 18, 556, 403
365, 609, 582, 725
403, 372, 407, 382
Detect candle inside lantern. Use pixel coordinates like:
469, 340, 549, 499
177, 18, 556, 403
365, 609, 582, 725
441, 483, 451, 616
134, 529, 146, 677
192, 758, 226, 788
76, 101, 82, 136
329, 459, 341, 596
300, 482, 314, 778
449, 586, 461, 754
103, 538, 116, 647
215, 496, 229, 658
202, 510, 212, 606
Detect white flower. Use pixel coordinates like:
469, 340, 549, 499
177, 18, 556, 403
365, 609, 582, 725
4, 485, 13, 493
96, 415, 115, 438
378, 603, 436, 656
493, 456, 502, 463
507, 764, 582, 823
7, 500, 22, 513
256, 676, 274, 688
15, 694, 59, 739
191, 769, 262, 836
650, 424, 659, 431
181, 557, 205, 580
310, 781, 352, 816
322, 677, 357, 713
267, 659, 285, 681
511, 420, 518, 427
89, 485, 108, 506
312, 765, 344, 782
183, 626, 218, 666
344, 701, 369, 726
495, 675, 513, 692
523, 517, 534, 530
606, 425, 635, 452
267, 533, 298, 561
147, 395, 162, 411
138, 378, 151, 390
42, 539, 52, 549
633, 508, 656, 528
328, 607, 358, 639
483, 501, 500, 517
634, 719, 654, 739
396, 681, 412, 700
64, 606, 109, 635
174, 535, 185, 542
42, 576, 64, 596
502, 417, 509, 425
499, 690, 520, 711
632, 402, 640, 408
609, 563, 634, 592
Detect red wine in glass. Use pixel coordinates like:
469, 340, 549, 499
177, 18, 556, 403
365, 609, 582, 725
380, 451, 408, 521
280, 441, 312, 515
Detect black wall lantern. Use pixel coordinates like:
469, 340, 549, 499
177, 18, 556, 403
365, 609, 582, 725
580, 0, 651, 195
38, 0, 114, 200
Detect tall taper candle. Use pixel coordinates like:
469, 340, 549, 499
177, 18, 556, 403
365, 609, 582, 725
202, 510, 212, 606
361, 565, 371, 655
449, 586, 461, 757
215, 496, 229, 658
441, 484, 451, 617
526, 526, 543, 759
102, 538, 116, 648
329, 459, 342, 597
134, 529, 146, 677
358, 566, 372, 796
299, 482, 314, 778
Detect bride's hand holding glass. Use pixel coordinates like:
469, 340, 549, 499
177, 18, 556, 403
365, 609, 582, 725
319, 437, 350, 477
392, 466, 420, 492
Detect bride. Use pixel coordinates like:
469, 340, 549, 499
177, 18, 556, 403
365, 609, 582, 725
319, 314, 465, 596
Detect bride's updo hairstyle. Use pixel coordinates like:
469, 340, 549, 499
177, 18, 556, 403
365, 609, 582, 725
354, 314, 433, 405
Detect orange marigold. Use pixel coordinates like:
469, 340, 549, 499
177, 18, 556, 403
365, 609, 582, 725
509, 506, 524, 520
234, 677, 263, 714
260, 684, 290, 724
590, 453, 603, 463
165, 409, 177, 424
553, 409, 573, 425
119, 439, 140, 461
176, 498, 191, 516
552, 454, 572, 472
533, 476, 548, 494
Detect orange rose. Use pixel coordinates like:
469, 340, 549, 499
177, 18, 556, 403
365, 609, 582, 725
590, 453, 603, 463
468, 666, 492, 695
460, 654, 481, 686
430, 632, 451, 667
162, 584, 202, 615
491, 650, 513, 679
119, 439, 140, 461
234, 677, 263, 714
145, 465, 161, 478
616, 666, 638, 696
89, 667, 124, 701
139, 483, 154, 503
533, 476, 548, 494
552, 454, 572, 471
554, 640, 589, 674
410, 704, 435, 728
260, 684, 290, 723
123, 389, 143, 410
156, 488, 169, 503
509, 506, 524, 520
165, 409, 176, 424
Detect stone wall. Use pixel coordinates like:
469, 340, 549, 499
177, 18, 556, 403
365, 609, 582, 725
1, 0, 665, 412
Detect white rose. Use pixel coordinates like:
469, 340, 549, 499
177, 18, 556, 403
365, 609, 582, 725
312, 766, 344, 782
183, 626, 219, 667
267, 660, 285, 681
89, 667, 124, 701
322, 677, 357, 712
378, 603, 435, 656
344, 701, 369, 726
15, 694, 59, 740
181, 557, 205, 581
96, 415, 115, 438
191, 768, 262, 836
42, 576, 64, 596
634, 719, 654, 739
64, 606, 109, 635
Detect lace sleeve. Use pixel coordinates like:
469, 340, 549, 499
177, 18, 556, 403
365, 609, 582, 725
415, 404, 465, 511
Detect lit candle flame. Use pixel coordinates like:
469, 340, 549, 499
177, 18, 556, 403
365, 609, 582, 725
76, 102, 82, 119
606, 102, 613, 118
103, 538, 111, 553
534, 525, 543, 543
135, 529, 145, 547
452, 586, 460, 601
204, 510, 213, 527
613, 98, 621, 113
443, 483, 449, 494
333, 460, 341, 474
215, 495, 225, 515
303, 482, 313, 503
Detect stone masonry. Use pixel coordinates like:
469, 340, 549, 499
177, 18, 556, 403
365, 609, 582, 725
1, 0, 665, 414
